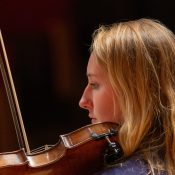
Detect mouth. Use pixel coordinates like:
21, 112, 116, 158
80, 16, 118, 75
89, 113, 96, 124
89, 114, 97, 124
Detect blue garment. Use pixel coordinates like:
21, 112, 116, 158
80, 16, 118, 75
94, 155, 167, 175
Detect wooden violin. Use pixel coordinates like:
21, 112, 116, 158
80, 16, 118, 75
0, 30, 122, 175
0, 122, 120, 175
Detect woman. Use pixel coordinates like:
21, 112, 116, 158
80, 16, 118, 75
79, 18, 175, 174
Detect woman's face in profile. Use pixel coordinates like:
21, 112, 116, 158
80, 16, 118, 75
79, 53, 122, 124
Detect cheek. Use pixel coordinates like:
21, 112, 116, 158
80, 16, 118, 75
94, 93, 116, 122
94, 90, 122, 123
99, 103, 115, 122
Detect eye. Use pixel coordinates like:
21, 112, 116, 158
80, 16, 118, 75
89, 82, 99, 89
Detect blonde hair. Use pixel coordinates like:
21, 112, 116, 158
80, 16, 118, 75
91, 18, 175, 174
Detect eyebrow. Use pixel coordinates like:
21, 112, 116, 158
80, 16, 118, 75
87, 73, 97, 77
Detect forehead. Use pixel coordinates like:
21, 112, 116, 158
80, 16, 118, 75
87, 54, 107, 79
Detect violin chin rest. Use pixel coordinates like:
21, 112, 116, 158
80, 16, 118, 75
104, 141, 123, 165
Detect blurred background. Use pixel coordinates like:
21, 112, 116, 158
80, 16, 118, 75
0, 0, 174, 151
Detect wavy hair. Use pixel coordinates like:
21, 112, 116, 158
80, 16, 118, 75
91, 18, 175, 174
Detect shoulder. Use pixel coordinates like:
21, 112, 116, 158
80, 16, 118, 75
94, 155, 167, 175
94, 155, 149, 175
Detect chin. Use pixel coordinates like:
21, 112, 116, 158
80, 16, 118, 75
91, 118, 98, 124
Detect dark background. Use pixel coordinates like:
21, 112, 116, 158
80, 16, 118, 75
0, 0, 174, 151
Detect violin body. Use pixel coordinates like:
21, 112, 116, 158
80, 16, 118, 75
0, 122, 119, 175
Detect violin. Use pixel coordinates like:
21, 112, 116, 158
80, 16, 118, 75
0, 30, 122, 175
0, 122, 121, 175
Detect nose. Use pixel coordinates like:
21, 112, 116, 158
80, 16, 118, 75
79, 87, 92, 110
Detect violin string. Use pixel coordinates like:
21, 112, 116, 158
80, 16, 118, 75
0, 30, 30, 154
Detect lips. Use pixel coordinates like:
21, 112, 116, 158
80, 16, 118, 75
89, 113, 97, 123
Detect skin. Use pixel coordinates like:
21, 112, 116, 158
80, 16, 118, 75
79, 53, 122, 124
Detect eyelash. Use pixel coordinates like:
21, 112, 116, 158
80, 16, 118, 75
89, 82, 99, 89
